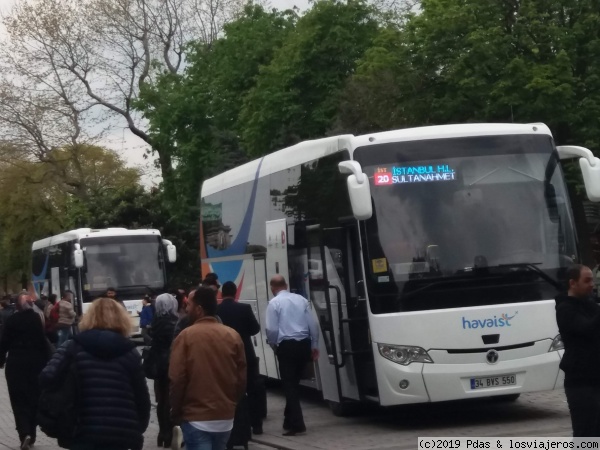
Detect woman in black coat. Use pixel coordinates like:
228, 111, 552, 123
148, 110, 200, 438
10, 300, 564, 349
0, 292, 50, 450
148, 293, 179, 447
40, 297, 151, 450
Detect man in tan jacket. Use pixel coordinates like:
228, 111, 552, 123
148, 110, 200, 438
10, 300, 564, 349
169, 286, 246, 450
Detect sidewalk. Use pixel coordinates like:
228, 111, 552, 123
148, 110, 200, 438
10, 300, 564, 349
0, 373, 276, 450
254, 386, 573, 450
0, 370, 574, 450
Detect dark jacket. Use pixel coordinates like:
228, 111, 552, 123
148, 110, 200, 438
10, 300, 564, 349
39, 329, 151, 450
149, 313, 178, 379
217, 298, 260, 370
0, 304, 16, 337
555, 294, 600, 386
0, 308, 49, 368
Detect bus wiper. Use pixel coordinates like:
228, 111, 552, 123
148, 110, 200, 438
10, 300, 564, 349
400, 274, 499, 301
494, 263, 562, 290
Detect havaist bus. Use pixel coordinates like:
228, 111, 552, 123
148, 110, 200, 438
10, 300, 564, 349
200, 123, 600, 415
32, 228, 177, 335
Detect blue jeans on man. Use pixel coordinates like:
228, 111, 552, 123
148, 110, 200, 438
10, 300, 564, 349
57, 327, 72, 346
181, 422, 231, 450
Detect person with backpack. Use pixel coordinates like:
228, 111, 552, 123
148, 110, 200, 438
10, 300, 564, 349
0, 292, 51, 450
53, 291, 76, 346
40, 297, 151, 450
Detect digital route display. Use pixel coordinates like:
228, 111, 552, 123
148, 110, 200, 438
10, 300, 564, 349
373, 164, 456, 186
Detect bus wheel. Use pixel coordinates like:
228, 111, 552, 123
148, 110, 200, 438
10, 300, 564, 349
328, 400, 352, 417
494, 394, 520, 402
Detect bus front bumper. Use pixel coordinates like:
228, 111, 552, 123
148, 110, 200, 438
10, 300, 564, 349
375, 346, 562, 406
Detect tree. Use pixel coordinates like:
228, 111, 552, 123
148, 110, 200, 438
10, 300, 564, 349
239, 0, 380, 156
0, 0, 245, 204
0, 144, 142, 291
136, 4, 297, 210
339, 0, 600, 152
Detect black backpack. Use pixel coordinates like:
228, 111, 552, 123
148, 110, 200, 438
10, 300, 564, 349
38, 343, 80, 448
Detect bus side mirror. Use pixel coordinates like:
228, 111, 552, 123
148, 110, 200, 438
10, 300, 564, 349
73, 244, 84, 269
163, 240, 177, 263
338, 161, 373, 220
557, 145, 600, 202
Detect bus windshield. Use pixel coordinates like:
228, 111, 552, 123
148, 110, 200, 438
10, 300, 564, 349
354, 134, 577, 313
80, 235, 165, 298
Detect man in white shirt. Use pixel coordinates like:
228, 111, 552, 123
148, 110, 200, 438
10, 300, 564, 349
266, 275, 319, 436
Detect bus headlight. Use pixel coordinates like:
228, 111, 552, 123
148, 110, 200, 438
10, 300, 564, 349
549, 334, 564, 352
377, 343, 433, 365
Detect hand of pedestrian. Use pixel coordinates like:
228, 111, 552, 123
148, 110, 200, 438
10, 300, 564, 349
311, 348, 320, 361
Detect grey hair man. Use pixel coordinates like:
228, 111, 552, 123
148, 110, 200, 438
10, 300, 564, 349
265, 275, 319, 436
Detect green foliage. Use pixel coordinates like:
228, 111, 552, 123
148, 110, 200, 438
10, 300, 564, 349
0, 145, 145, 291
136, 4, 296, 212
340, 0, 600, 156
66, 187, 201, 288
240, 0, 380, 156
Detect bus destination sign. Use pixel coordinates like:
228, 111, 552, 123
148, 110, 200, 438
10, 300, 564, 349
374, 164, 456, 186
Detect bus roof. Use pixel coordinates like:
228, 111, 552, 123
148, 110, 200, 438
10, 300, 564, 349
201, 123, 552, 196
32, 228, 162, 251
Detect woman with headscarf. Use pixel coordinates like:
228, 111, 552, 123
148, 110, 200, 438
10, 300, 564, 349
0, 292, 50, 450
149, 293, 179, 447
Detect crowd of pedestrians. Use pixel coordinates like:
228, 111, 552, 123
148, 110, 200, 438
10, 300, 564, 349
0, 270, 321, 450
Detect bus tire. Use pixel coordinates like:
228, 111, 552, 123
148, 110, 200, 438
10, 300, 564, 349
328, 400, 352, 417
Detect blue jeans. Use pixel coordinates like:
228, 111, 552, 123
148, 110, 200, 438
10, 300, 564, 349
57, 327, 72, 346
181, 422, 231, 450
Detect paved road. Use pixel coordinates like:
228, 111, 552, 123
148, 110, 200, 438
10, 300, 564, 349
255, 386, 572, 450
0, 372, 572, 450
0, 372, 274, 450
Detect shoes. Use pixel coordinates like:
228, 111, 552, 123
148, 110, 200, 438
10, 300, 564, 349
253, 426, 263, 435
282, 428, 306, 436
163, 432, 173, 448
158, 434, 164, 447
171, 425, 183, 450
20, 435, 31, 450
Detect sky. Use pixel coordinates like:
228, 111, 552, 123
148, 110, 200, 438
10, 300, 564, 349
0, 0, 309, 186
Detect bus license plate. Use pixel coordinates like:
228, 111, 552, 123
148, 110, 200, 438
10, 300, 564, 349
470, 374, 516, 390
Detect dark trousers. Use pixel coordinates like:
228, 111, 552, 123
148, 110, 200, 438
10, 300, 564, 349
5, 359, 43, 442
276, 339, 311, 432
154, 376, 172, 441
565, 385, 600, 437
246, 358, 263, 430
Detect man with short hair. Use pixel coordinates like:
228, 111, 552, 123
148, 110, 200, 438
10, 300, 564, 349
170, 287, 247, 450
217, 281, 263, 435
266, 275, 319, 436
106, 287, 126, 309
556, 264, 600, 437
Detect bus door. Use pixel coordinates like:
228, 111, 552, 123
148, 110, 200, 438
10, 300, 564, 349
303, 221, 372, 412
253, 253, 278, 379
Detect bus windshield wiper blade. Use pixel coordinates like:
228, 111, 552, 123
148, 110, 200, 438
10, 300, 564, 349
494, 263, 562, 290
400, 273, 499, 301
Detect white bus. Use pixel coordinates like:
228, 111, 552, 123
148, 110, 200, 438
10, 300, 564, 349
200, 123, 600, 415
32, 228, 177, 334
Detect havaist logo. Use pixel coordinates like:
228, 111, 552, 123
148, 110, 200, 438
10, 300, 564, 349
462, 312, 518, 329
